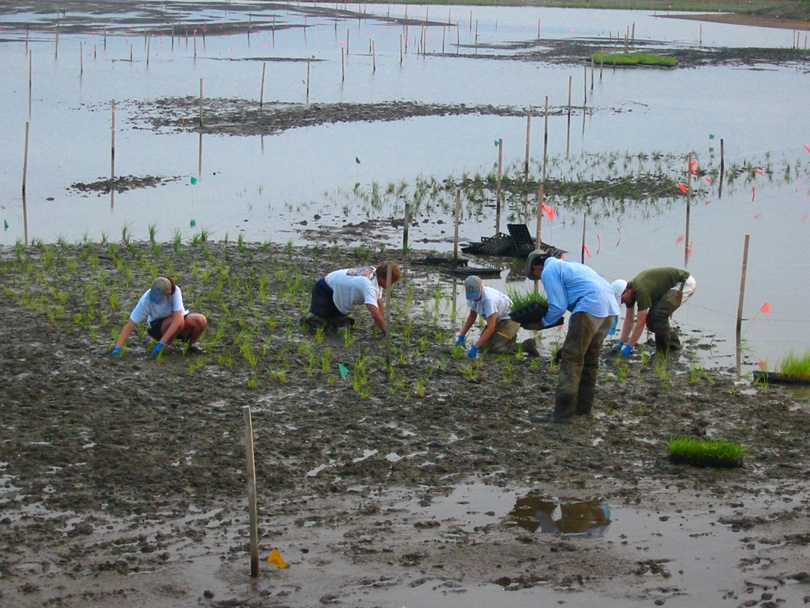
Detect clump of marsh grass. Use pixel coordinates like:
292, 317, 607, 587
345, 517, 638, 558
508, 289, 549, 311
668, 437, 746, 469
775, 350, 810, 380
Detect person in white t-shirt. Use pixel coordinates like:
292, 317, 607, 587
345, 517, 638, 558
111, 276, 208, 359
303, 262, 402, 333
456, 275, 539, 358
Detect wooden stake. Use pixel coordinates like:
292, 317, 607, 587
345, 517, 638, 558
453, 189, 461, 261
536, 184, 544, 249
684, 152, 692, 266
199, 78, 204, 127
580, 212, 586, 263
524, 114, 531, 176
243, 406, 259, 578
384, 264, 393, 363
583, 64, 587, 106
496, 138, 503, 234
306, 60, 311, 102
543, 96, 549, 180
735, 234, 750, 377
402, 202, 410, 253
260, 63, 266, 108
111, 99, 116, 184
146, 34, 151, 66
193, 29, 197, 58
79, 41, 83, 76
22, 121, 30, 246
372, 40, 376, 72
341, 47, 345, 81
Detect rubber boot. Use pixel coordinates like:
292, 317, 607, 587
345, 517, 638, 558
552, 392, 577, 423
669, 327, 681, 351
654, 330, 671, 357
522, 338, 540, 357
301, 312, 327, 332
575, 384, 595, 417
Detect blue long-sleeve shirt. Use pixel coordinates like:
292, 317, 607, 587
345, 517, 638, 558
540, 258, 621, 326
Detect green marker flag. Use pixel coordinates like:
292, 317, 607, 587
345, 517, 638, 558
338, 363, 349, 378
494, 140, 500, 146
190, 176, 198, 185
355, 157, 361, 164
3, 219, 8, 231
709, 134, 715, 139
190, 219, 196, 227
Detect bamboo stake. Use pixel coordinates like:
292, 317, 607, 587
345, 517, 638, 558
735, 234, 750, 377
453, 189, 461, 261
22, 121, 30, 246
685, 152, 692, 266
580, 212, 586, 263
193, 29, 197, 58
146, 34, 151, 66
496, 138, 503, 234
341, 47, 345, 81
260, 63, 266, 108
534, 184, 544, 292
372, 40, 376, 72
384, 264, 393, 363
243, 406, 259, 578
199, 78, 204, 127
543, 96, 549, 180
79, 41, 83, 76
583, 64, 587, 106
111, 99, 116, 185
402, 203, 410, 253
306, 60, 311, 102
524, 114, 531, 176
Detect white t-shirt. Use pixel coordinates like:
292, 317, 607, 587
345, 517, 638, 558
468, 286, 512, 321
326, 267, 381, 315
129, 286, 189, 324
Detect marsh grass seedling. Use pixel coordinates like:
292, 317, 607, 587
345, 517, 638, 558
668, 437, 746, 468
775, 350, 810, 380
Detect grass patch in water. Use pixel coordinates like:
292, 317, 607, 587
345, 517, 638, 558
668, 437, 746, 468
776, 350, 810, 380
591, 52, 679, 67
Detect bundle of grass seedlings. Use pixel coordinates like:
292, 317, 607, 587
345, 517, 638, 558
776, 350, 810, 381
508, 290, 550, 325
668, 437, 746, 469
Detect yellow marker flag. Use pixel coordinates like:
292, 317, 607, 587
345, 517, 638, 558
267, 548, 288, 568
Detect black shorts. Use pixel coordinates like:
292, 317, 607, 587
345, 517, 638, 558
148, 313, 190, 341
310, 278, 345, 320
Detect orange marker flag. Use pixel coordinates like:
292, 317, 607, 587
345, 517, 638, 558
758, 360, 768, 371
756, 169, 764, 176
760, 302, 771, 314
583, 243, 592, 259
267, 548, 288, 568
705, 177, 712, 183
753, 213, 763, 220
677, 183, 688, 193
541, 204, 555, 220
805, 145, 810, 153
689, 161, 698, 175
676, 234, 685, 244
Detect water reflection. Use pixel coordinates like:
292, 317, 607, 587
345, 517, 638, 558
505, 492, 610, 537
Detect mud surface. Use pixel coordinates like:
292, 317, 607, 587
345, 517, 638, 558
2, 240, 810, 607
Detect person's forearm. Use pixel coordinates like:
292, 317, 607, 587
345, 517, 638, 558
115, 320, 136, 348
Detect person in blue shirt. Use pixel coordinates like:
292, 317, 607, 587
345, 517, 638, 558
525, 250, 620, 423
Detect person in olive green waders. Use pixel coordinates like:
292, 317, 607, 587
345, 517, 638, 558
612, 267, 697, 358
525, 251, 620, 423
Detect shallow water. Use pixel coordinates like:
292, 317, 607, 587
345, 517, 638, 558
0, 2, 808, 371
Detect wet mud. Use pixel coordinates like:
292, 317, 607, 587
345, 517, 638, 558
1, 240, 810, 607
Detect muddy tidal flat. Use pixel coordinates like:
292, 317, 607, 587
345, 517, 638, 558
1, 240, 810, 608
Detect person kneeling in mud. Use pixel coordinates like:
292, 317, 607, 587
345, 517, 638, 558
111, 276, 208, 359
302, 262, 402, 334
456, 276, 540, 359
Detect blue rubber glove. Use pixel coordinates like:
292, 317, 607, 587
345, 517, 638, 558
620, 343, 634, 356
611, 341, 624, 352
608, 316, 619, 336
468, 345, 479, 359
148, 342, 164, 360
111, 347, 121, 356
455, 335, 465, 346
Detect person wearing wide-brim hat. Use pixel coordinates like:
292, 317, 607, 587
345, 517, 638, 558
111, 276, 208, 359
525, 250, 620, 422
456, 275, 539, 359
